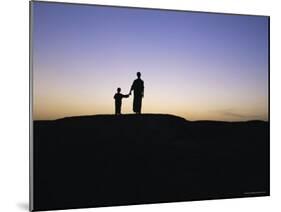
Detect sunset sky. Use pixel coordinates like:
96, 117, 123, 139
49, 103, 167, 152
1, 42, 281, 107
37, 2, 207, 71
32, 2, 269, 121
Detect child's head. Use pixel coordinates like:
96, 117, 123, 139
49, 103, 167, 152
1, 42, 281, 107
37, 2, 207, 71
117, 87, 121, 93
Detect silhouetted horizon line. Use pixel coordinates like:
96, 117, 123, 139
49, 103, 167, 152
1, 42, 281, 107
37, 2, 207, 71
33, 113, 268, 123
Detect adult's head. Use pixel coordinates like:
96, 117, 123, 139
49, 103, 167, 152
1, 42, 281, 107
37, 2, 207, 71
117, 87, 121, 93
137, 72, 141, 79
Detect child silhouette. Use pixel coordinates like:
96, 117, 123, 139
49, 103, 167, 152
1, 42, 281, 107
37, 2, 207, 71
114, 88, 130, 115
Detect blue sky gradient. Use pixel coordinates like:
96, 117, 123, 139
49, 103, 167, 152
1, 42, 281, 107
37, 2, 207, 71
32, 2, 269, 121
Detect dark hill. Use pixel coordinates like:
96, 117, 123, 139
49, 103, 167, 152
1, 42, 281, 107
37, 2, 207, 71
33, 114, 269, 211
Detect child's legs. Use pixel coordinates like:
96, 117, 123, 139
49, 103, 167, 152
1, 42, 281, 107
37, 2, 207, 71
115, 102, 121, 114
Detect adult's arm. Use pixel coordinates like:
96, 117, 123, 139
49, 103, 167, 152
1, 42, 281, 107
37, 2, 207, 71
130, 80, 135, 94
142, 81, 144, 97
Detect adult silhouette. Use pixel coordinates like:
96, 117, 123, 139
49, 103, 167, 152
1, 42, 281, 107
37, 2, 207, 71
130, 72, 144, 114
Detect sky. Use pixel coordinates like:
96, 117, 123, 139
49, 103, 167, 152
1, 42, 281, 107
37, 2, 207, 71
32, 2, 269, 121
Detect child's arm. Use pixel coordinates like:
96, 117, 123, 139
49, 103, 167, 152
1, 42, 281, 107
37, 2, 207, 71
122, 94, 130, 98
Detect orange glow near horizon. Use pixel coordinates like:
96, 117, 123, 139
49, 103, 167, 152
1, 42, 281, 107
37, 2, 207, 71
33, 66, 268, 121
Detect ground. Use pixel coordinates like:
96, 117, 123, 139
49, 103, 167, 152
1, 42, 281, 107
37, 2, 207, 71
33, 114, 269, 211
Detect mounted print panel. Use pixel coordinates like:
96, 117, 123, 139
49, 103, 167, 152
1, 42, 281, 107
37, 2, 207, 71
30, 1, 269, 211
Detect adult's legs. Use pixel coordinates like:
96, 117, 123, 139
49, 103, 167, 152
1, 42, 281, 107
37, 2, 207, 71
133, 95, 142, 114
